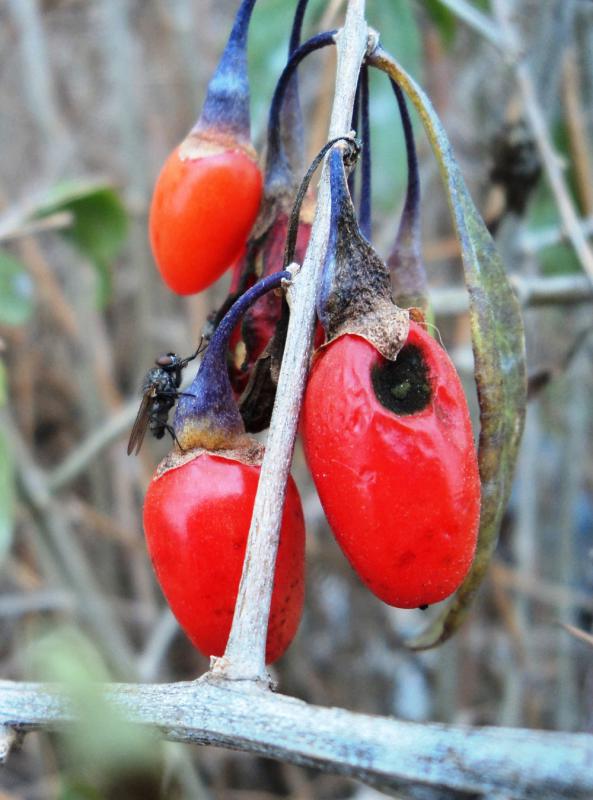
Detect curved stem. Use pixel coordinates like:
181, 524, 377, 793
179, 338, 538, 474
174, 271, 290, 446
194, 0, 258, 141
392, 79, 421, 245
281, 0, 313, 175
359, 64, 372, 240
283, 136, 360, 268
265, 31, 338, 193
289, 0, 310, 54
386, 78, 427, 309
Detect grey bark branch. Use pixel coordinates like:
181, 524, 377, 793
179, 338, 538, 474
1, 679, 593, 800
211, 0, 369, 683
431, 274, 593, 316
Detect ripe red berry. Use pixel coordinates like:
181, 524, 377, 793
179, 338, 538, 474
302, 320, 480, 609
149, 139, 263, 295
149, 0, 262, 295
140, 270, 304, 663
143, 452, 305, 662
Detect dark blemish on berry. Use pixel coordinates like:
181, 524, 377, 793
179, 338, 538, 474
372, 344, 431, 415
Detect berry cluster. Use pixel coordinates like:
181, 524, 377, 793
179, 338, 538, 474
133, 0, 484, 665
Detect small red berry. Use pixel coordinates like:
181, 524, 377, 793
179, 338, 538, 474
139, 271, 304, 663
149, 137, 262, 295
143, 452, 305, 662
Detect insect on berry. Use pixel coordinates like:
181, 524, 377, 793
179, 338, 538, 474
301, 145, 480, 609
142, 272, 305, 662
149, 0, 263, 295
127, 347, 203, 455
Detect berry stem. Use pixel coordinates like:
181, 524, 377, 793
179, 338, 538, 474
284, 136, 360, 268
193, 0, 258, 142
359, 65, 372, 240
289, 0, 310, 55
386, 79, 428, 309
174, 271, 290, 449
281, 0, 313, 176
265, 30, 337, 194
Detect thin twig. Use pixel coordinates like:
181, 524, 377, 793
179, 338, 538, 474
137, 610, 179, 682
521, 215, 593, 254
430, 0, 505, 51
561, 623, 593, 648
47, 400, 139, 492
492, 0, 593, 281
0, 211, 73, 242
562, 48, 593, 217
429, 274, 593, 316
211, 0, 369, 684
1, 409, 136, 677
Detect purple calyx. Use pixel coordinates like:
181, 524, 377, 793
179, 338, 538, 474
174, 270, 290, 451
317, 144, 409, 362
317, 145, 391, 337
193, 0, 257, 143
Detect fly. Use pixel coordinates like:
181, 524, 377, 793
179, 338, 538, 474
127, 342, 205, 456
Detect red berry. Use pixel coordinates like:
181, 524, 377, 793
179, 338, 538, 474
143, 453, 305, 663
302, 321, 480, 609
149, 137, 263, 295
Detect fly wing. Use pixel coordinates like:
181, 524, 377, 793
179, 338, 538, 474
127, 390, 154, 456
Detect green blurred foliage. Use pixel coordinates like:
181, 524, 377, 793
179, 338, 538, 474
528, 186, 581, 275
424, 0, 458, 45
58, 781, 103, 800
0, 249, 34, 326
35, 181, 128, 307
527, 115, 584, 277
27, 625, 159, 797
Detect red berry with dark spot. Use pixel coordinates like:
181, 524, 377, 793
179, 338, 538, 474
302, 320, 480, 608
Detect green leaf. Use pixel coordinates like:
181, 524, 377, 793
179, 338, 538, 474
58, 780, 103, 800
423, 0, 458, 46
370, 47, 526, 650
27, 625, 156, 772
0, 250, 34, 326
35, 180, 128, 306
0, 428, 14, 565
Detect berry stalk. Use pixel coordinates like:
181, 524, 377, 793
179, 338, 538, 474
386, 79, 428, 310
174, 271, 290, 450
359, 65, 372, 240
265, 30, 337, 194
